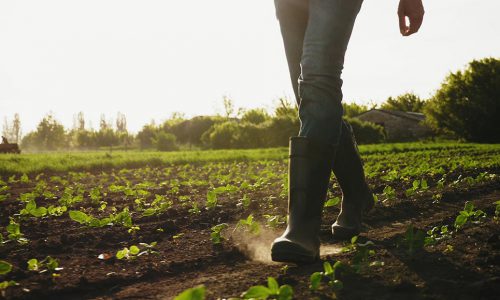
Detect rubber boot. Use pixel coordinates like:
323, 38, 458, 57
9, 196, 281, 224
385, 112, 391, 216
271, 136, 335, 264
331, 120, 374, 240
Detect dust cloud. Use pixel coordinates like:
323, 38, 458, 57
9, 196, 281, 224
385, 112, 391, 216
229, 224, 344, 263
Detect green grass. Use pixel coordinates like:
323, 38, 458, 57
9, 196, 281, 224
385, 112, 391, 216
1, 142, 499, 177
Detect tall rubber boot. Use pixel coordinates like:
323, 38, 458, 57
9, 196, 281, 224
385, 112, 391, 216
271, 136, 335, 264
331, 120, 374, 240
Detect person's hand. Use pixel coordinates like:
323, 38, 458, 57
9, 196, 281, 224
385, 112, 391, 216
398, 0, 425, 36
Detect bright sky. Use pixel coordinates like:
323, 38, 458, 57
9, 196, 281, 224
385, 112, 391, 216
1, 0, 499, 133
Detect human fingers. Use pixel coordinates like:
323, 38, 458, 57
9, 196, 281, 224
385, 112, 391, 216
404, 13, 424, 36
398, 12, 408, 35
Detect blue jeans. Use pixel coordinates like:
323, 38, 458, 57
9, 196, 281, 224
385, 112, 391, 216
274, 0, 363, 146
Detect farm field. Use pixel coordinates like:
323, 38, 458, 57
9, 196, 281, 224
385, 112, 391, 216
1, 142, 499, 299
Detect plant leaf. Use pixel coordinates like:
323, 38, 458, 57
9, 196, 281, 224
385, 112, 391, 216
242, 286, 271, 299
0, 260, 12, 275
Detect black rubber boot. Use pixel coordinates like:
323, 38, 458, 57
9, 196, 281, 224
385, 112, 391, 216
331, 120, 374, 240
271, 137, 335, 264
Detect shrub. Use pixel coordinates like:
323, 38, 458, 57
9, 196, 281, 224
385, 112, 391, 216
345, 117, 385, 144
425, 57, 500, 142
153, 132, 178, 151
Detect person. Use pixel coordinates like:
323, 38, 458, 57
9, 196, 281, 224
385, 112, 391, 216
1, 136, 8, 144
271, 0, 425, 263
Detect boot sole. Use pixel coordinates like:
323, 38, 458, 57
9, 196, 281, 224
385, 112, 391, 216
271, 241, 318, 264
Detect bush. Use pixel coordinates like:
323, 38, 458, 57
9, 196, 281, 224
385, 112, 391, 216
201, 122, 240, 149
345, 117, 385, 144
425, 58, 500, 142
153, 132, 178, 151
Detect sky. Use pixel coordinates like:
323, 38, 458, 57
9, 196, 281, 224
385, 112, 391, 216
0, 0, 499, 134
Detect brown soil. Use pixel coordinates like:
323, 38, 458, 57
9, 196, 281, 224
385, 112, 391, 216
1, 171, 499, 300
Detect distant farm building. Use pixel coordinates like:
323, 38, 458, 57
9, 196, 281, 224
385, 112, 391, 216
355, 109, 433, 141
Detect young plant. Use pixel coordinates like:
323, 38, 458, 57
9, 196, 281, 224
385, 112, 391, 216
263, 215, 285, 229
324, 197, 341, 208
236, 215, 260, 235
310, 261, 346, 292
174, 285, 206, 300
210, 223, 228, 244
454, 201, 486, 230
382, 185, 396, 202
20, 199, 47, 218
241, 277, 293, 300
494, 200, 500, 220
0, 260, 12, 275
137, 242, 158, 256
116, 245, 140, 260
6, 219, 28, 244
401, 224, 425, 256
341, 236, 377, 272
27, 256, 63, 276
425, 225, 452, 246
206, 190, 218, 209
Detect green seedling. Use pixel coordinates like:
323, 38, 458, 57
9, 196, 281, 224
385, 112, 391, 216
188, 202, 201, 214
494, 200, 500, 220
47, 205, 67, 217
20, 199, 47, 218
137, 242, 158, 256
310, 261, 346, 292
0, 280, 18, 291
0, 260, 12, 275
324, 197, 341, 208
6, 219, 28, 244
20, 174, 30, 184
425, 225, 452, 246
405, 179, 428, 197
341, 236, 377, 273
210, 223, 228, 244
236, 215, 260, 235
382, 185, 396, 202
27, 256, 63, 275
206, 190, 218, 209
174, 285, 206, 300
454, 201, 486, 230
116, 245, 140, 260
401, 224, 425, 256
241, 277, 293, 300
237, 194, 251, 208
263, 215, 285, 229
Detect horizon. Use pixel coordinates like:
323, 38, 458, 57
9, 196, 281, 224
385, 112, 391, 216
1, 0, 499, 134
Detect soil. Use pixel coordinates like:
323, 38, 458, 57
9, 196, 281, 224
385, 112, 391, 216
1, 168, 499, 300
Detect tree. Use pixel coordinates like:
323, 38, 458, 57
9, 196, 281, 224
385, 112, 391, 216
380, 92, 425, 112
241, 108, 270, 125
22, 114, 67, 150
153, 132, 178, 151
73, 112, 85, 131
116, 112, 127, 133
2, 114, 22, 144
342, 102, 369, 117
425, 58, 500, 142
274, 97, 298, 118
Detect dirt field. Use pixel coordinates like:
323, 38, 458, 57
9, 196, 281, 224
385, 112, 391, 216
1, 146, 499, 299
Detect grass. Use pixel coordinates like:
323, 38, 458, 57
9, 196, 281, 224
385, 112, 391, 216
1, 142, 499, 177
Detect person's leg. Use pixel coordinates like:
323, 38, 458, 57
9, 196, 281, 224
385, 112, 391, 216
271, 0, 364, 263
298, 0, 364, 146
273, 0, 308, 104
331, 120, 374, 240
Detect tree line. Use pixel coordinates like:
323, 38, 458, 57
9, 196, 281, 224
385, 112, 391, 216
3, 57, 498, 151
